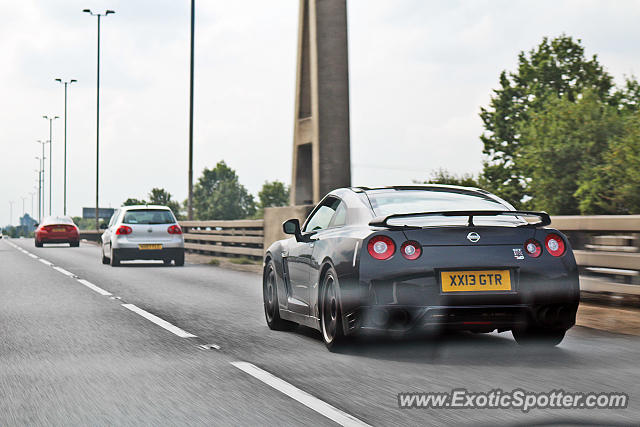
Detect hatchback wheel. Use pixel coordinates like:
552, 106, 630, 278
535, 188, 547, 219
35, 240, 43, 248
110, 248, 121, 267
174, 250, 185, 267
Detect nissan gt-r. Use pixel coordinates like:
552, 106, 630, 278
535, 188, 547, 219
262, 186, 579, 351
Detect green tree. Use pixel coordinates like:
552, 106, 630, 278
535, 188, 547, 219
123, 198, 146, 206
193, 161, 256, 220
574, 111, 640, 214
258, 181, 289, 208
519, 91, 624, 214
416, 169, 480, 187
148, 188, 183, 219
479, 35, 615, 205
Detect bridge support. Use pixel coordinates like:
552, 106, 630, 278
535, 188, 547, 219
290, 0, 351, 205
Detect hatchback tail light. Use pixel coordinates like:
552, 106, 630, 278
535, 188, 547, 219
545, 234, 566, 257
524, 239, 542, 258
367, 236, 395, 260
116, 225, 132, 235
167, 224, 182, 235
400, 241, 421, 260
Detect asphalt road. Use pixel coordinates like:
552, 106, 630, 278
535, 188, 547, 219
1, 238, 638, 426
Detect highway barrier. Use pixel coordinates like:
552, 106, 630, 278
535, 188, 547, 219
80, 215, 639, 290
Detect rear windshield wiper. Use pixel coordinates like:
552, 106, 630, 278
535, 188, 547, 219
369, 210, 551, 228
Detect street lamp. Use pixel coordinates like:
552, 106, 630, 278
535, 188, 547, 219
29, 192, 35, 218
9, 201, 14, 226
188, 0, 195, 220
55, 78, 77, 216
43, 115, 59, 216
35, 140, 49, 221
83, 8, 115, 230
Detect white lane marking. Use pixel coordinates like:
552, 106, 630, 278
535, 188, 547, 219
53, 266, 76, 277
38, 258, 53, 266
28, 253, 38, 259
121, 304, 197, 338
230, 362, 370, 427
77, 279, 112, 296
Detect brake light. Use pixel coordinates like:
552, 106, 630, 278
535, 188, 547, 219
368, 236, 395, 260
168, 224, 182, 235
545, 234, 565, 257
400, 241, 421, 260
116, 225, 132, 235
524, 239, 542, 258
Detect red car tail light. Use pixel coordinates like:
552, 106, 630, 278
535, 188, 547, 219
116, 225, 132, 235
545, 234, 566, 257
167, 224, 182, 235
400, 241, 421, 260
524, 239, 542, 258
367, 236, 395, 260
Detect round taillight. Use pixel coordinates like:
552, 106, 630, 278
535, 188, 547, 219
367, 236, 395, 260
116, 225, 132, 235
168, 225, 182, 235
400, 241, 421, 260
545, 234, 565, 257
524, 239, 542, 258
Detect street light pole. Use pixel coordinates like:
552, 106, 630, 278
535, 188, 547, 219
188, 0, 195, 220
29, 192, 35, 218
84, 8, 115, 230
9, 201, 14, 226
55, 79, 77, 216
43, 115, 59, 216
36, 140, 49, 221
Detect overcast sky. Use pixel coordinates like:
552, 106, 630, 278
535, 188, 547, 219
1, 0, 639, 226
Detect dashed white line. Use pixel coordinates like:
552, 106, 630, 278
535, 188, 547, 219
121, 304, 197, 338
28, 253, 38, 259
230, 362, 370, 427
53, 266, 76, 277
76, 279, 112, 296
38, 258, 53, 266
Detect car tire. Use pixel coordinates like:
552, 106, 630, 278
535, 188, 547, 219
70, 241, 80, 247
512, 326, 566, 347
110, 248, 121, 267
263, 260, 296, 331
320, 266, 349, 352
174, 250, 185, 267
102, 253, 110, 264
163, 258, 172, 266
35, 240, 43, 248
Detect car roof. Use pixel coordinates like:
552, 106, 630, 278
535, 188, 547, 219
120, 205, 172, 211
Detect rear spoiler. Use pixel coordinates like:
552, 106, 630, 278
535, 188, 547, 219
369, 210, 551, 228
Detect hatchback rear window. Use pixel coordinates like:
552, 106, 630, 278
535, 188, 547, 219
122, 209, 176, 225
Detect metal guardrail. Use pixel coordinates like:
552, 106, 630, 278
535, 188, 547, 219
551, 215, 640, 285
180, 219, 264, 258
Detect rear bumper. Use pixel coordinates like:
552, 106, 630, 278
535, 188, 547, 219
36, 235, 79, 243
345, 302, 578, 335
115, 247, 184, 261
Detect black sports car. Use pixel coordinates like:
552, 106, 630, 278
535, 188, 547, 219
263, 186, 579, 351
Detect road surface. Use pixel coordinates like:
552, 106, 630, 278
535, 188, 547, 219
1, 238, 638, 426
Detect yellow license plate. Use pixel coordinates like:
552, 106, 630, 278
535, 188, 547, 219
441, 270, 511, 292
139, 244, 162, 250
52, 228, 66, 232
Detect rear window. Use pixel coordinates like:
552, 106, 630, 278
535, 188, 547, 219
122, 209, 175, 225
366, 189, 520, 227
42, 216, 74, 225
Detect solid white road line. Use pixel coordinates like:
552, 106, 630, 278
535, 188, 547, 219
28, 253, 38, 259
121, 304, 197, 338
76, 279, 112, 296
38, 258, 53, 266
53, 266, 75, 277
230, 362, 371, 427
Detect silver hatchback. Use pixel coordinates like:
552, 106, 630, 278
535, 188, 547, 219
101, 205, 185, 266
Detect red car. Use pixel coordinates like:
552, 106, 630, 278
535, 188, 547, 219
35, 216, 80, 247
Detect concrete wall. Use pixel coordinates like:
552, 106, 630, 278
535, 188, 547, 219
263, 205, 314, 251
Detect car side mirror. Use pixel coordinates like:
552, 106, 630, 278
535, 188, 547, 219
99, 223, 108, 230
283, 219, 302, 241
